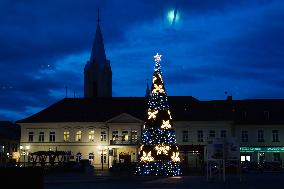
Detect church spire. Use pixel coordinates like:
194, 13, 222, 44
97, 8, 100, 24
84, 8, 112, 98
90, 8, 106, 68
145, 79, 151, 97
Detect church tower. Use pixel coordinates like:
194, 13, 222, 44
84, 10, 112, 98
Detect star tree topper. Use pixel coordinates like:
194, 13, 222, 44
154, 53, 162, 63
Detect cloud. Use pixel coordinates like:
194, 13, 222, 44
0, 0, 283, 120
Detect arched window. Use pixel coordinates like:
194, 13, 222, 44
76, 152, 82, 162
89, 153, 94, 162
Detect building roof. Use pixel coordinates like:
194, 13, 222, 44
16, 97, 284, 124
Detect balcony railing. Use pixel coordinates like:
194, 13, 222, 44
110, 139, 139, 145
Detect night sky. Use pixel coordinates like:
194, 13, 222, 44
0, 0, 284, 121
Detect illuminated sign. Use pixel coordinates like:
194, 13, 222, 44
240, 147, 284, 153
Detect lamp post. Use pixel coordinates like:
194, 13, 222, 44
20, 145, 30, 167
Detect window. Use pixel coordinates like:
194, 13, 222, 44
103, 154, 107, 163
272, 130, 279, 142
131, 130, 138, 141
89, 153, 94, 162
241, 155, 251, 162
221, 130, 227, 138
182, 130, 189, 142
258, 130, 264, 142
122, 130, 128, 141
76, 153, 82, 162
209, 130, 215, 138
39, 132, 44, 142
28, 132, 34, 142
197, 130, 203, 142
75, 131, 82, 142
49, 131, 55, 142
264, 111, 270, 121
101, 131, 106, 141
273, 153, 281, 162
89, 131, 95, 142
242, 111, 247, 120
112, 131, 118, 141
64, 131, 70, 142
241, 130, 248, 142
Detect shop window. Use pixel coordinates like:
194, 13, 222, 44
241, 155, 250, 162
259, 152, 265, 164
273, 153, 281, 162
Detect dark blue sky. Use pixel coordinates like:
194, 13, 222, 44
0, 0, 284, 121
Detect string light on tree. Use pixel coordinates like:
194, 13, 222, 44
155, 144, 170, 155
171, 152, 181, 162
161, 120, 171, 129
152, 84, 165, 94
141, 151, 154, 162
136, 53, 181, 176
168, 110, 172, 120
148, 109, 158, 120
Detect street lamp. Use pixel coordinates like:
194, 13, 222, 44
20, 145, 30, 167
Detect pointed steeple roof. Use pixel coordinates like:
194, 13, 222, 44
145, 79, 151, 97
90, 9, 107, 68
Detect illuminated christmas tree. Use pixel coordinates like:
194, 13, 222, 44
135, 53, 181, 176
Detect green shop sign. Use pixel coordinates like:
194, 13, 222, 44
240, 147, 284, 153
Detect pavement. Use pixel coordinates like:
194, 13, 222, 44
44, 171, 284, 189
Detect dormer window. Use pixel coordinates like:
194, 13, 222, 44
242, 111, 247, 120
264, 111, 270, 121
